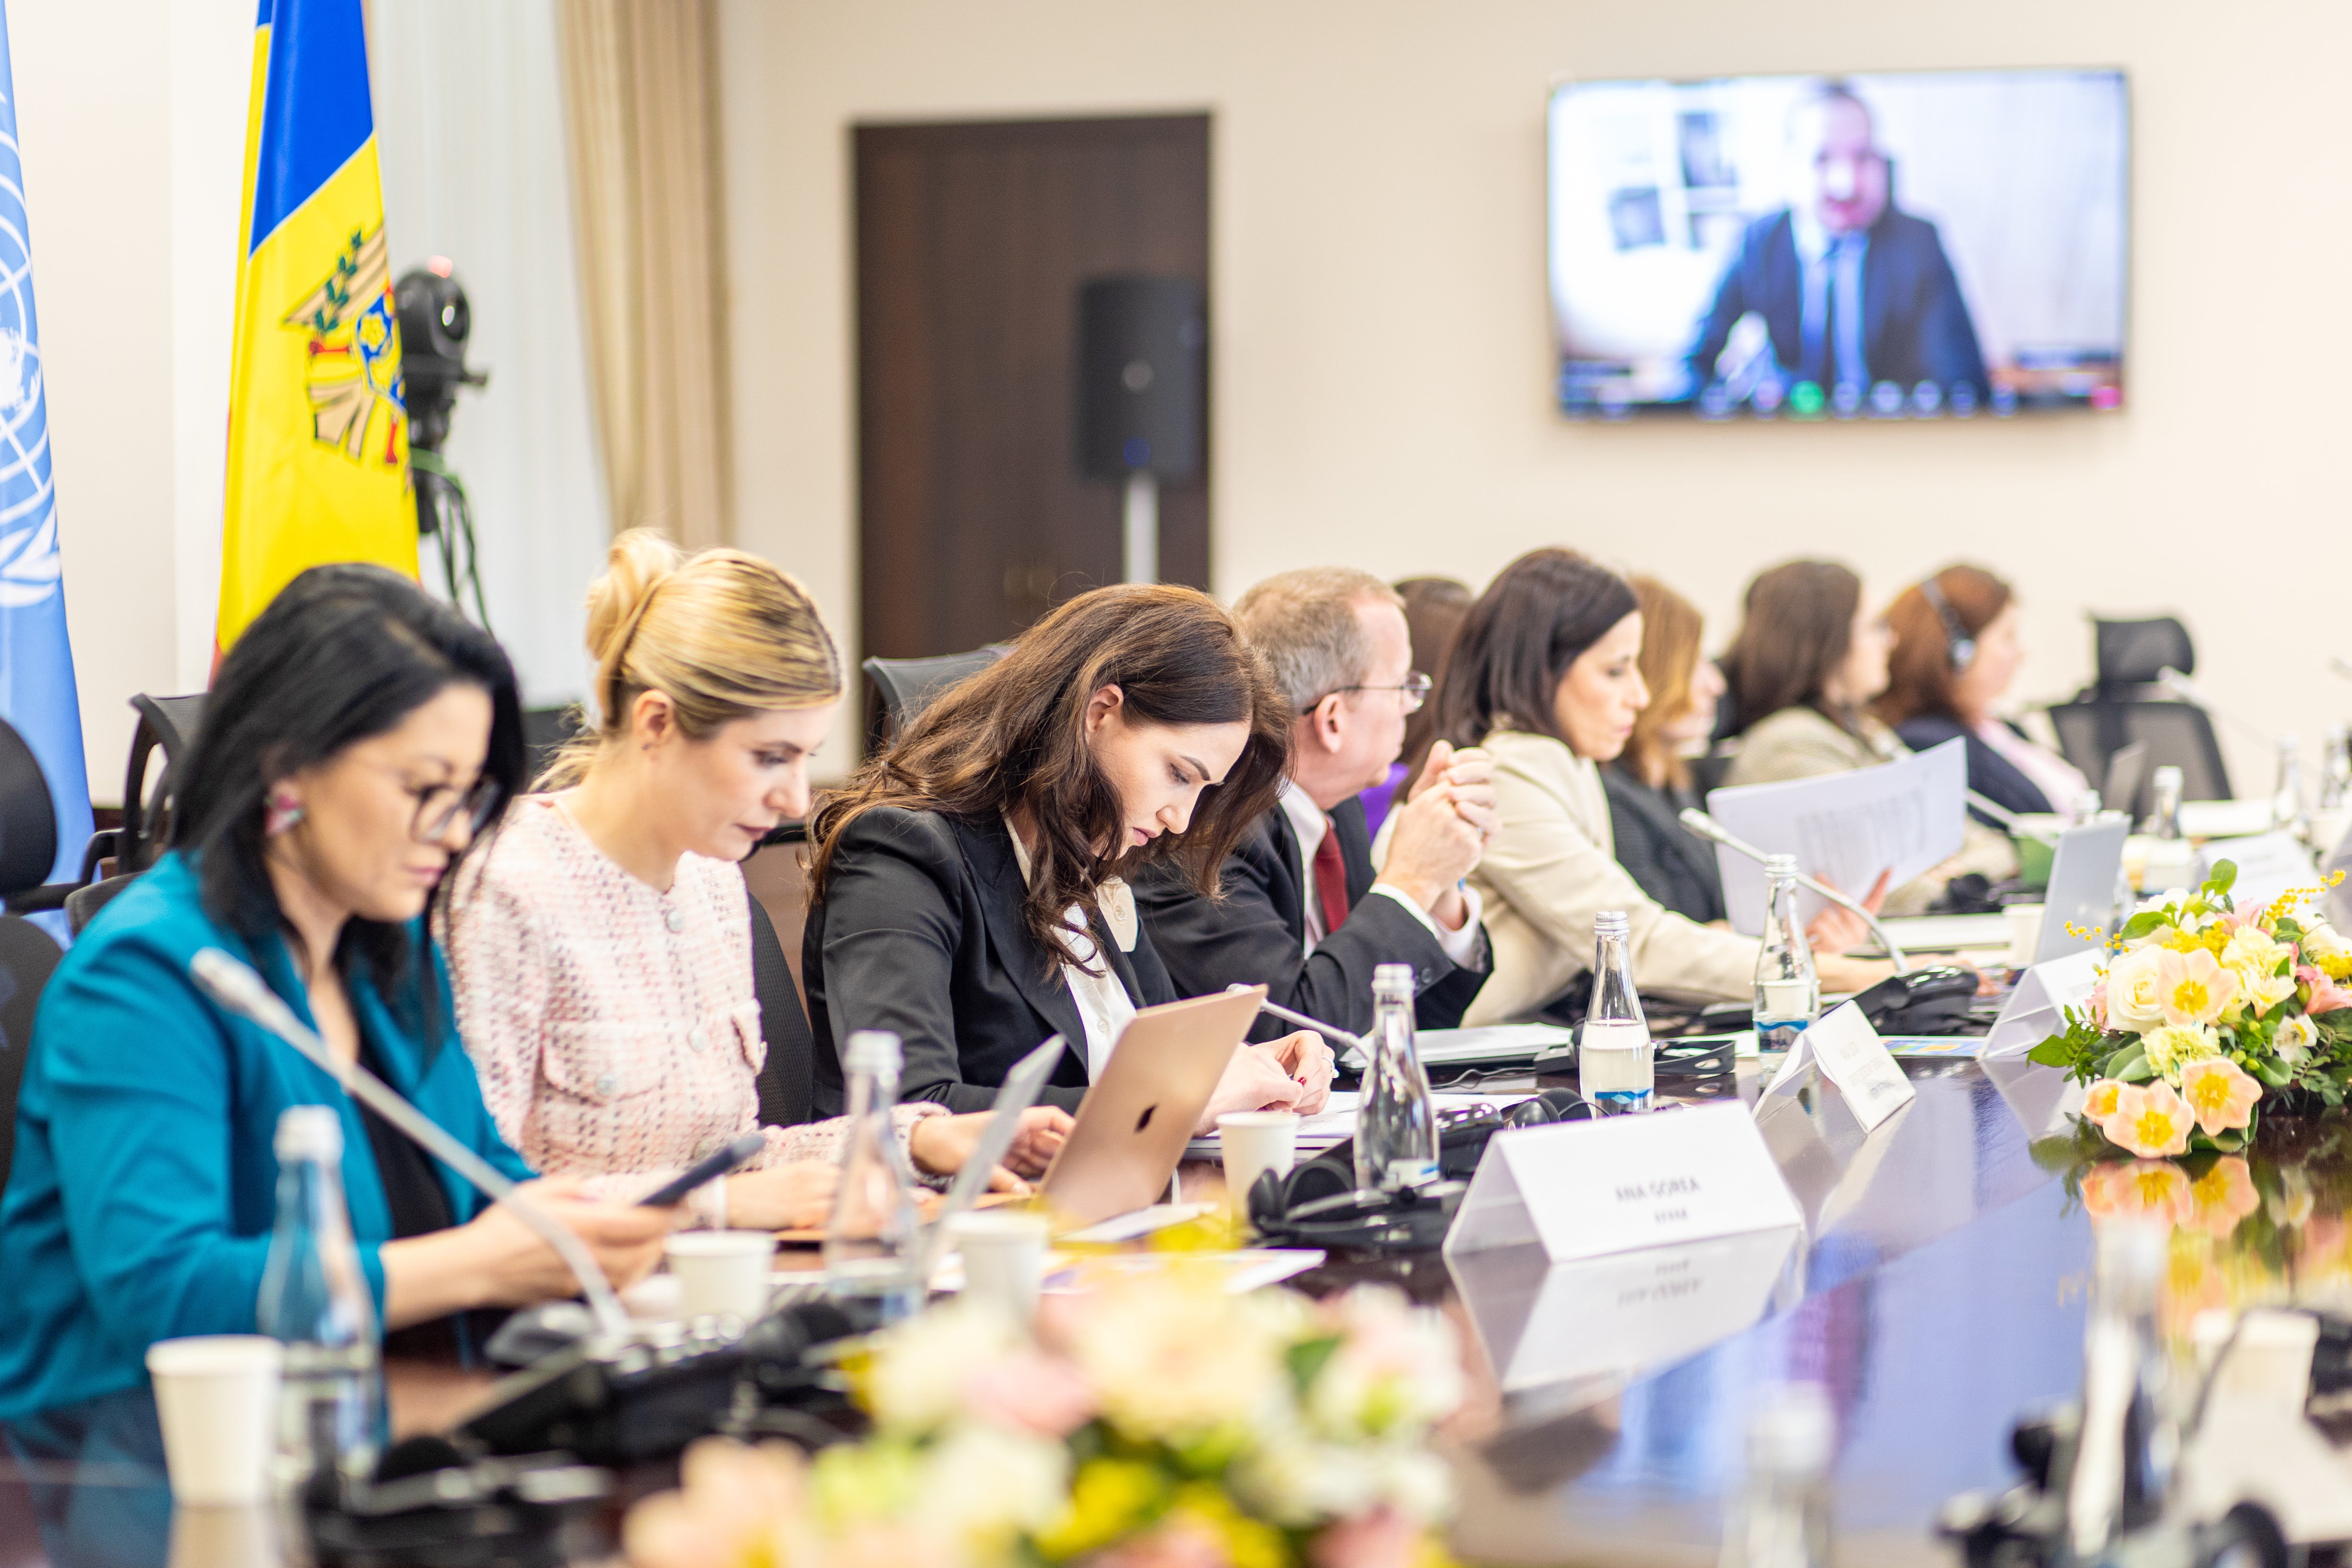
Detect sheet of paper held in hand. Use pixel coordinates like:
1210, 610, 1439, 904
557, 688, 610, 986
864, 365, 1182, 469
1706, 737, 1968, 936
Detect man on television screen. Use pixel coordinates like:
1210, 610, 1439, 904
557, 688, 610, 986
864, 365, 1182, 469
1683, 82, 1990, 411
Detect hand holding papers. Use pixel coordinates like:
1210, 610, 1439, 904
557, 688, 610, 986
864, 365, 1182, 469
1706, 738, 1969, 937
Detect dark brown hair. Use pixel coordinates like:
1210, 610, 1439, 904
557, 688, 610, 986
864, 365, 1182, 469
1430, 549, 1639, 750
1622, 576, 1706, 790
1874, 564, 2012, 728
1718, 559, 1863, 738
1395, 576, 1473, 778
807, 585, 1291, 972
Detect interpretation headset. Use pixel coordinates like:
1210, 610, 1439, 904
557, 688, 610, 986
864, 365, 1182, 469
1917, 573, 1976, 674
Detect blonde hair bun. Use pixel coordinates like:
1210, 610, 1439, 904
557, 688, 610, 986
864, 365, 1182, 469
546, 529, 845, 788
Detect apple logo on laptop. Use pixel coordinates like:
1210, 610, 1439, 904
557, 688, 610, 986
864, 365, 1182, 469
1134, 1104, 1157, 1134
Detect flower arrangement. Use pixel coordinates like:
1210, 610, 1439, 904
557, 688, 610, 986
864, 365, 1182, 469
2027, 861, 2352, 1153
624, 1268, 1466, 1568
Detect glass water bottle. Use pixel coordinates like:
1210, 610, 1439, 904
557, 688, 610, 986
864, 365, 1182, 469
2143, 765, 2196, 892
1752, 856, 1818, 1055
1580, 911, 1653, 1114
2321, 723, 2350, 811
823, 1030, 924, 1322
257, 1106, 380, 1502
1355, 963, 1439, 1193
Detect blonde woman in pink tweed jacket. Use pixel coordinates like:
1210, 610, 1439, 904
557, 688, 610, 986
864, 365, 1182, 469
443, 532, 1065, 1230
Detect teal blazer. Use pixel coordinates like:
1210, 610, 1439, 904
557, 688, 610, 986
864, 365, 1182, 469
0, 852, 533, 1418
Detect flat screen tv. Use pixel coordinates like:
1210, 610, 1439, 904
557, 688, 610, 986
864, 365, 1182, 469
1548, 68, 2128, 419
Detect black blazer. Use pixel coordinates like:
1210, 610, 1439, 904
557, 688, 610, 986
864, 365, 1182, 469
1134, 795, 1487, 1041
805, 807, 1175, 1115
1684, 207, 1989, 398
1894, 714, 2058, 821
1601, 766, 1726, 925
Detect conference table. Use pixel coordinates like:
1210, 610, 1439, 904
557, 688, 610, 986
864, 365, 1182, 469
0, 1052, 2177, 1568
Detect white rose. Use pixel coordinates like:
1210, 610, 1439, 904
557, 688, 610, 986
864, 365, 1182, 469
917, 1425, 1070, 1546
2106, 948, 2169, 1033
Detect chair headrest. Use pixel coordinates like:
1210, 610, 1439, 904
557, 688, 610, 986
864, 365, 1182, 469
0, 717, 58, 898
2093, 616, 2194, 689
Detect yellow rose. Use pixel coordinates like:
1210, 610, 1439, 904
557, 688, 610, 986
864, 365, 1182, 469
2106, 948, 2168, 1033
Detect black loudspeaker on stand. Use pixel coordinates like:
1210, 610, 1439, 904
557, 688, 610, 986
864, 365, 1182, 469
1074, 276, 1205, 585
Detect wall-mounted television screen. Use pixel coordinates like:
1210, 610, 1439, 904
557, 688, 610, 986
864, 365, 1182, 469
1548, 68, 2128, 420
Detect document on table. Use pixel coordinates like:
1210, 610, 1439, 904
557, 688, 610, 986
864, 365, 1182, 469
1706, 738, 1968, 936
1182, 1090, 1535, 1161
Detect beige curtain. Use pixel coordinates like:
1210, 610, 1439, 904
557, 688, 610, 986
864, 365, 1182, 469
553, 0, 732, 548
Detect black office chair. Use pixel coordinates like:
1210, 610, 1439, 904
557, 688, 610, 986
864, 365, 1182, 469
521, 705, 583, 787
748, 896, 815, 1130
861, 647, 1007, 738
0, 720, 69, 1196
115, 692, 207, 875
2044, 615, 2230, 821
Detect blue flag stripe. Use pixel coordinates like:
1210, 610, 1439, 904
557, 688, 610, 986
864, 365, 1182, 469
247, 0, 376, 254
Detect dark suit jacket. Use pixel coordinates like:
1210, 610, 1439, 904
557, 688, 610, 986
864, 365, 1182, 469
1600, 766, 1726, 925
1894, 714, 2057, 822
1685, 208, 1989, 398
805, 807, 1175, 1115
1134, 796, 1488, 1042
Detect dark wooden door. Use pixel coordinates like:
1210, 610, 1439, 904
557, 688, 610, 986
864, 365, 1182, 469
854, 114, 1211, 677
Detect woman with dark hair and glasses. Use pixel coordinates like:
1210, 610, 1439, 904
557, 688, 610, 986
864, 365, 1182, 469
805, 583, 1336, 1128
0, 566, 672, 1420
1432, 549, 1886, 1026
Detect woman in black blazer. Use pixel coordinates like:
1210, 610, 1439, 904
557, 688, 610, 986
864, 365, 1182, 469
1604, 577, 1731, 924
805, 585, 1333, 1131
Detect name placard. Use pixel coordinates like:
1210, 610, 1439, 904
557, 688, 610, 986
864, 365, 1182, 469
1984, 946, 2104, 1059
1444, 1100, 1804, 1263
1760, 1001, 1915, 1130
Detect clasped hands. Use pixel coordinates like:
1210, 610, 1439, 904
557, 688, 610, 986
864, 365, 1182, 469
1376, 740, 1498, 930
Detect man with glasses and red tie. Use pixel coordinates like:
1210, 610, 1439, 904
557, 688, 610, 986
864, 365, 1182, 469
1136, 568, 1496, 1040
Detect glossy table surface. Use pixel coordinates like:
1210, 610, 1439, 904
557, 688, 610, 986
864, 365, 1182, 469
5, 1052, 2290, 1567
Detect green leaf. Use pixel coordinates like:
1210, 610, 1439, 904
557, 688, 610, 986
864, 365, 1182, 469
2250, 1054, 2295, 1088
2121, 911, 2168, 940
1284, 1334, 1342, 1396
2104, 1043, 2151, 1082
2207, 860, 2238, 895
2027, 1037, 2074, 1067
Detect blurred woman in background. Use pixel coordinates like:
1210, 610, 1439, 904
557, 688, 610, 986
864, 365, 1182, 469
1603, 576, 1729, 924
1431, 548, 1885, 1026
1875, 564, 2090, 820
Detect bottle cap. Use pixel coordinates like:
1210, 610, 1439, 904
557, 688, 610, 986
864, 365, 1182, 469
1372, 962, 1414, 998
844, 1030, 902, 1075
275, 1105, 342, 1163
1594, 909, 1629, 937
1746, 1383, 1834, 1477
1763, 854, 1799, 879
2153, 764, 2184, 787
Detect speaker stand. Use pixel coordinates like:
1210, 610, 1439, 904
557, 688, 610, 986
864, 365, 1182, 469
1121, 470, 1159, 584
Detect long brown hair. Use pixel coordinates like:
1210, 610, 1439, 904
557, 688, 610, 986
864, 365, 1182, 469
1718, 559, 1863, 737
1622, 576, 1706, 790
1874, 565, 2012, 728
1430, 548, 1639, 750
807, 585, 1291, 971
1395, 576, 1473, 778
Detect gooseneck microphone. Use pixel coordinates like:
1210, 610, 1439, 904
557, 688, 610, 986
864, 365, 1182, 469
1225, 983, 1370, 1056
190, 947, 632, 1340
1677, 808, 1914, 974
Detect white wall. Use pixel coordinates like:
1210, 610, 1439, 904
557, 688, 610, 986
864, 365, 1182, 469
718, 0, 2349, 794
12, 0, 245, 803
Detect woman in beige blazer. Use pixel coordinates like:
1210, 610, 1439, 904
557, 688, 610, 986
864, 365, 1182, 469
1434, 550, 1887, 1026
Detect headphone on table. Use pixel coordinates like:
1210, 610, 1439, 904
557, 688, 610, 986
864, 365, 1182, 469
1917, 573, 1976, 673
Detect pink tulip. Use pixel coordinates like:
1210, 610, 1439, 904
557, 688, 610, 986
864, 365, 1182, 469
2156, 949, 2237, 1027
2176, 1057, 2262, 1136
2081, 1160, 2193, 1225
1311, 1510, 1420, 1568
962, 1347, 1098, 1437
2101, 1081, 2195, 1158
2300, 964, 2352, 1015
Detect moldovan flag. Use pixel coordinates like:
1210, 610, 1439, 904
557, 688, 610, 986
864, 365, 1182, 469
218, 0, 413, 653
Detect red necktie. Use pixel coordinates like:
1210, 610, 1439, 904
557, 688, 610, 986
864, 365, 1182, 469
1311, 818, 1351, 936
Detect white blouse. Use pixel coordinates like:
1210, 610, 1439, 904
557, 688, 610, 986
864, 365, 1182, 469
1003, 818, 1138, 1079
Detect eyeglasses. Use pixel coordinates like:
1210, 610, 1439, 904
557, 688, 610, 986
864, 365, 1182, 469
1302, 671, 1431, 717
380, 769, 501, 844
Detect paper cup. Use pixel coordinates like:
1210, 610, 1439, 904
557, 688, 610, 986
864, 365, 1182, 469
665, 1231, 775, 1322
1218, 1110, 1300, 1218
144, 1335, 282, 1506
948, 1209, 1050, 1324
2004, 903, 2046, 968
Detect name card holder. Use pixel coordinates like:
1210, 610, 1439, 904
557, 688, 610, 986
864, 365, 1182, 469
1758, 1001, 1916, 1131
1444, 1100, 1804, 1264
1984, 946, 2104, 1059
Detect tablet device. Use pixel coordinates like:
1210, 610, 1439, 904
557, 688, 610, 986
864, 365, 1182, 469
2036, 816, 2128, 965
1038, 985, 1267, 1231
916, 1034, 1064, 1274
